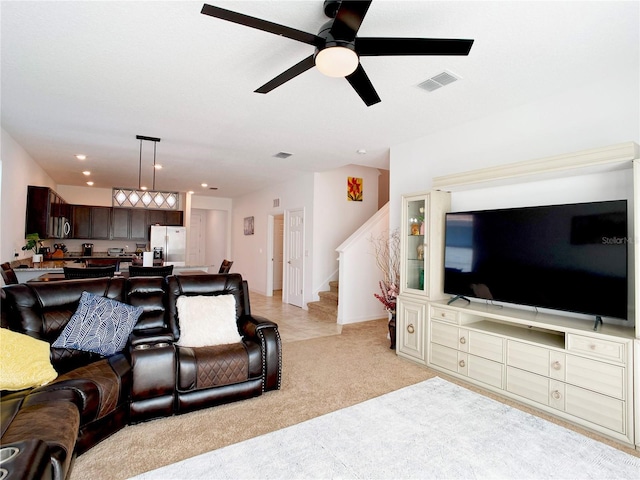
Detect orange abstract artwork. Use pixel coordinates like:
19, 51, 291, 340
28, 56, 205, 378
347, 177, 363, 202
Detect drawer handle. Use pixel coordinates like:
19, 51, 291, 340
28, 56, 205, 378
552, 361, 562, 371
407, 324, 415, 334
441, 312, 446, 317
459, 337, 466, 345
551, 390, 562, 400
589, 344, 597, 350
458, 360, 466, 368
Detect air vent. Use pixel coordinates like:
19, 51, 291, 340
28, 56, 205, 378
273, 198, 280, 208
417, 71, 460, 93
273, 152, 293, 159
209, 187, 218, 190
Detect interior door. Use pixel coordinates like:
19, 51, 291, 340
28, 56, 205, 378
285, 209, 304, 307
273, 214, 284, 290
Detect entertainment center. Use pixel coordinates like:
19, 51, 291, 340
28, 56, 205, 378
396, 142, 639, 449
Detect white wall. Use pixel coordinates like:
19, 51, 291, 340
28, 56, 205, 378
231, 173, 314, 302
312, 165, 381, 296
205, 209, 228, 270
389, 72, 639, 326
1, 128, 56, 265
337, 204, 391, 324
389, 70, 640, 231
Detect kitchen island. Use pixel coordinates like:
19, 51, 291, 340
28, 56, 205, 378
13, 260, 214, 283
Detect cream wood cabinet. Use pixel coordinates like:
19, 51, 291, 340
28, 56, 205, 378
426, 300, 635, 446
396, 296, 426, 364
396, 190, 450, 362
636, 340, 640, 449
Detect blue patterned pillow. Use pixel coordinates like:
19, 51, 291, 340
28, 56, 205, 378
53, 291, 143, 356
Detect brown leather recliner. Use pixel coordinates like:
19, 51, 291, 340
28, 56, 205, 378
166, 274, 282, 414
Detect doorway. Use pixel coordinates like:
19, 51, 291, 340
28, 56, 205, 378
266, 214, 284, 298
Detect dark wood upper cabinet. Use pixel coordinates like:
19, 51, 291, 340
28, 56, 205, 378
66, 202, 183, 241
25, 186, 71, 239
130, 209, 147, 240
71, 205, 110, 239
111, 208, 130, 240
112, 208, 148, 241
71, 205, 91, 239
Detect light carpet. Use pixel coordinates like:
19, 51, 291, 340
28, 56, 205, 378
130, 377, 640, 480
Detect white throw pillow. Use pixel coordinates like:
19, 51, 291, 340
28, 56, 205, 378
176, 294, 242, 347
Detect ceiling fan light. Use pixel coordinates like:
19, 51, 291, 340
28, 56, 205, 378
315, 46, 358, 78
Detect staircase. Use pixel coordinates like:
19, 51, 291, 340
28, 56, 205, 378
307, 281, 338, 322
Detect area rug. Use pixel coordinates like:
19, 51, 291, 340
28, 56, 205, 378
130, 377, 639, 480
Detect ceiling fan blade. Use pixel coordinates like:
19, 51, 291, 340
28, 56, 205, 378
346, 64, 381, 107
255, 55, 316, 94
330, 0, 373, 42
357, 37, 474, 56
201, 4, 322, 47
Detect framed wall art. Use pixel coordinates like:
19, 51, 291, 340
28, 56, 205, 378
347, 176, 363, 202
244, 216, 254, 235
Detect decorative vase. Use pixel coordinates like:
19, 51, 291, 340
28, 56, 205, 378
388, 311, 396, 350
32, 254, 43, 264
420, 222, 425, 235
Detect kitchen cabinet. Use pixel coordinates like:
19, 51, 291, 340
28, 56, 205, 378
112, 208, 147, 241
71, 205, 183, 240
147, 210, 183, 227
71, 206, 111, 239
25, 186, 71, 239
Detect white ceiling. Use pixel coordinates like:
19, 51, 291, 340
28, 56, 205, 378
1, 1, 638, 198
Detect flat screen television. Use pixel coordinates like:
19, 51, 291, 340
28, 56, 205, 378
443, 200, 628, 320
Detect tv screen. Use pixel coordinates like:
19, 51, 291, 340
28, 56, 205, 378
443, 200, 628, 320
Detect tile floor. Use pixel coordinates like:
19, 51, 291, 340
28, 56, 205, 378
249, 289, 343, 343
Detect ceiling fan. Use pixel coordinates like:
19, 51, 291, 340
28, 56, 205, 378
201, 0, 474, 106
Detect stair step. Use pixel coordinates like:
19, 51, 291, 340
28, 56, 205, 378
329, 281, 339, 293
307, 300, 337, 322
318, 290, 338, 303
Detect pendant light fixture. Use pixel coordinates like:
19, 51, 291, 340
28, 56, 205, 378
112, 134, 178, 210
136, 134, 161, 190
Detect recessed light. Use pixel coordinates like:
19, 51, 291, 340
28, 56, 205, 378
75, 154, 87, 160
201, 183, 208, 187
86, 181, 94, 186
357, 149, 367, 154
82, 171, 91, 176
154, 165, 163, 170
187, 190, 195, 195
141, 186, 148, 191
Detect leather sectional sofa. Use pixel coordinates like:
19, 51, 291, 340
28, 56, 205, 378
0, 273, 282, 480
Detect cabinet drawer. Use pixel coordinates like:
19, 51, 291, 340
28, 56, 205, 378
468, 330, 503, 362
430, 345, 503, 389
507, 341, 549, 376
507, 341, 565, 380
507, 367, 554, 406
465, 353, 503, 389
566, 334, 625, 363
431, 306, 458, 324
430, 343, 458, 372
430, 321, 459, 349
565, 385, 626, 434
565, 355, 625, 400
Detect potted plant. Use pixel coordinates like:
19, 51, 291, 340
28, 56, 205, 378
22, 233, 44, 263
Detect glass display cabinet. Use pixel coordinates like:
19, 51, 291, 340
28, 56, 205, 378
399, 190, 450, 298
397, 190, 450, 363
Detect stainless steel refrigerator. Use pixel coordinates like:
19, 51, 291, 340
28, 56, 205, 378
149, 225, 187, 266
